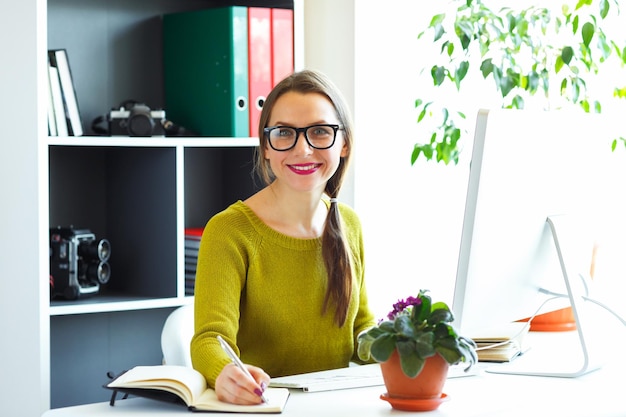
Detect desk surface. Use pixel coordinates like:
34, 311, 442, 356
43, 332, 626, 417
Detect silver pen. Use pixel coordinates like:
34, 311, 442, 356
216, 335, 268, 403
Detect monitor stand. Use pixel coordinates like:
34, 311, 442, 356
486, 214, 604, 378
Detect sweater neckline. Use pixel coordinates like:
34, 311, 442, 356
233, 200, 323, 250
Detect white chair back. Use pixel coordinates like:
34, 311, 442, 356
160, 303, 194, 367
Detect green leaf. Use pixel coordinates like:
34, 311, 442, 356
423, 141, 434, 159
394, 315, 417, 338
580, 99, 590, 112
413, 292, 431, 323
555, 56, 564, 73
417, 108, 427, 123
431, 65, 446, 86
370, 334, 397, 362
433, 23, 445, 42
398, 349, 425, 378
413, 332, 436, 358
445, 41, 454, 57
378, 320, 395, 333
581, 22, 594, 47
460, 34, 471, 50
480, 58, 493, 78
455, 61, 470, 89
357, 336, 374, 361
435, 336, 463, 364
594, 101, 601, 113
499, 75, 515, 97
429, 308, 453, 324
428, 13, 446, 28
599, 0, 609, 19
411, 145, 423, 165
561, 46, 574, 65
511, 95, 525, 109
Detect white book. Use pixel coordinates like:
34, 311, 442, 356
48, 64, 68, 137
106, 365, 289, 413
46, 65, 57, 136
48, 49, 83, 136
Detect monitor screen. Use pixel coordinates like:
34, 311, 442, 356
452, 109, 625, 376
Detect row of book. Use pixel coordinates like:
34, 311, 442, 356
163, 6, 294, 138
47, 49, 83, 137
185, 228, 204, 296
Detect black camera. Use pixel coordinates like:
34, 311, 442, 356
109, 102, 166, 137
49, 227, 111, 300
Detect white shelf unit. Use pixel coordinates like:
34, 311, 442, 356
43, 0, 301, 410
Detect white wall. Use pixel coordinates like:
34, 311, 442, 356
303, 1, 473, 317
352, 1, 472, 316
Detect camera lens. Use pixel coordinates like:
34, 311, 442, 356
97, 239, 111, 262
86, 261, 111, 285
128, 104, 155, 136
78, 239, 111, 262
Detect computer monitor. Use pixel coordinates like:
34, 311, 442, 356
452, 108, 626, 377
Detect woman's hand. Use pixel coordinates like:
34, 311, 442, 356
215, 363, 271, 405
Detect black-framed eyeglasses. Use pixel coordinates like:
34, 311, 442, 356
264, 124, 343, 151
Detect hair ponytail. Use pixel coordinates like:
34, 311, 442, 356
321, 197, 353, 327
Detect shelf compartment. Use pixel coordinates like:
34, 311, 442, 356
49, 146, 178, 302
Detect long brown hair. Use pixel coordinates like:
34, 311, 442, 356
255, 70, 354, 327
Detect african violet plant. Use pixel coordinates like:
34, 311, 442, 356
357, 290, 477, 378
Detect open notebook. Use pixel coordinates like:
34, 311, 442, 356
269, 362, 477, 393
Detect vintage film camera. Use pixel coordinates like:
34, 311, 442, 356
109, 102, 166, 137
49, 227, 111, 300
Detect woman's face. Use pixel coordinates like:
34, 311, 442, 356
264, 91, 347, 195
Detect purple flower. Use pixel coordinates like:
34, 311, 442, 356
387, 295, 422, 320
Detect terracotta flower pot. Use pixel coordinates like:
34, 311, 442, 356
380, 350, 449, 399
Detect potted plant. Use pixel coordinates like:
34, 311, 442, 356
357, 290, 477, 411
411, 0, 626, 166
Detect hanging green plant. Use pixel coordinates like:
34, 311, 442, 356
412, 0, 626, 165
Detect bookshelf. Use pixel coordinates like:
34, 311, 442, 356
2, 0, 302, 412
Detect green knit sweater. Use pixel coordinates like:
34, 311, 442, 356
190, 200, 376, 387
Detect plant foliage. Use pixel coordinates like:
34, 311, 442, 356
357, 290, 477, 378
412, 0, 626, 165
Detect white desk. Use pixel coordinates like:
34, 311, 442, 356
43, 332, 626, 417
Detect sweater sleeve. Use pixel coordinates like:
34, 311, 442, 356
190, 205, 253, 387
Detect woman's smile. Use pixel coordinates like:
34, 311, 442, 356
288, 163, 322, 175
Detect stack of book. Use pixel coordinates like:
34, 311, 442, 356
47, 49, 83, 137
471, 322, 530, 363
184, 228, 203, 296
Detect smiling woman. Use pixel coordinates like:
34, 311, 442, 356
190, 69, 376, 406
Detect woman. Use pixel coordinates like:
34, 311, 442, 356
190, 69, 375, 405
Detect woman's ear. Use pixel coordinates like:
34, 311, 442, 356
340, 141, 349, 158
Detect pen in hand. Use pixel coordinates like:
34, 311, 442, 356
217, 335, 268, 403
